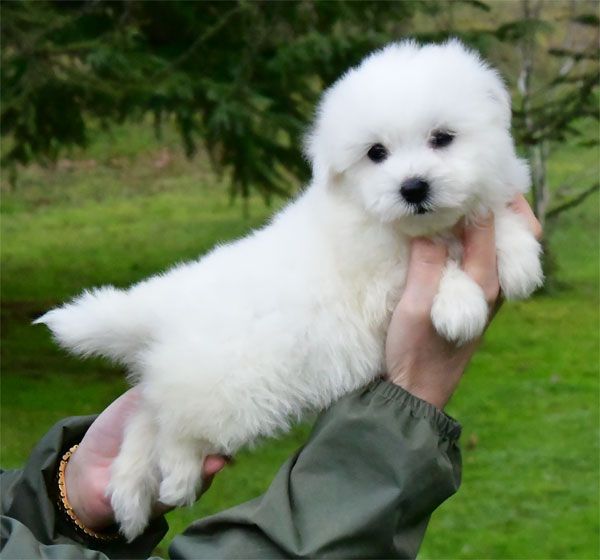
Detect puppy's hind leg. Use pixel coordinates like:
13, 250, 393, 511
109, 404, 160, 542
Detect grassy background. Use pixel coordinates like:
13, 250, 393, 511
1, 121, 598, 559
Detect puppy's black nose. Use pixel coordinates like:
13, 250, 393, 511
400, 177, 430, 205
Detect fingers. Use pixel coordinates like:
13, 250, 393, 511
509, 194, 543, 240
198, 455, 229, 496
203, 455, 228, 478
400, 238, 448, 315
462, 212, 500, 305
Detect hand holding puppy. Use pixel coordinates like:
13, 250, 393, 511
65, 389, 227, 533
388, 195, 542, 409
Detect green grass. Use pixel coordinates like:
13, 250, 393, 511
1, 121, 598, 558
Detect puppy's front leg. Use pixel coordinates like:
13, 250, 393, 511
431, 260, 489, 345
495, 208, 543, 300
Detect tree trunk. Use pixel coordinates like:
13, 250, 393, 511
528, 141, 549, 229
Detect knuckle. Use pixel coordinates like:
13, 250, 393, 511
397, 299, 431, 321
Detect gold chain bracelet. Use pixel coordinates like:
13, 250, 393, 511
57, 444, 120, 542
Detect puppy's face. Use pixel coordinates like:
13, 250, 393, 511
307, 41, 529, 236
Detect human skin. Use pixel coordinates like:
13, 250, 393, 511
387, 194, 542, 408
65, 194, 542, 531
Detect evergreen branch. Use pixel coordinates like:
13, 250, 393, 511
149, 5, 245, 82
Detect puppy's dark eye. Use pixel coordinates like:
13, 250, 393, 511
367, 143, 388, 163
430, 130, 455, 149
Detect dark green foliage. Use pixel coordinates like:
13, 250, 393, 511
3, 1, 598, 205
1, 0, 446, 199
571, 13, 600, 26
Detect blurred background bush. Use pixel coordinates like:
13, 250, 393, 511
1, 1, 598, 558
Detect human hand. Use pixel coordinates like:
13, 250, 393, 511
64, 388, 227, 532
386, 195, 541, 409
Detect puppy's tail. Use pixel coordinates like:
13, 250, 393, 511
34, 286, 151, 366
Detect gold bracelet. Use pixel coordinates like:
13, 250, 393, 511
57, 444, 120, 542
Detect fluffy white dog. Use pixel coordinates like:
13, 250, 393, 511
36, 40, 543, 540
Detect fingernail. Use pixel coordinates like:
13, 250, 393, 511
452, 218, 466, 237
472, 211, 493, 228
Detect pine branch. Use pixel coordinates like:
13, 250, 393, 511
149, 5, 245, 82
546, 182, 599, 219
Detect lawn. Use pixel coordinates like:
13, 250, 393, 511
1, 121, 598, 559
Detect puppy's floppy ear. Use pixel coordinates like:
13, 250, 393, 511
486, 73, 513, 129
444, 39, 513, 129
303, 127, 331, 185
304, 126, 353, 187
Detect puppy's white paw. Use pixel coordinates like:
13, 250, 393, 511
497, 238, 543, 300
432, 265, 488, 345
157, 439, 205, 507
495, 209, 544, 300
109, 464, 158, 542
158, 472, 203, 507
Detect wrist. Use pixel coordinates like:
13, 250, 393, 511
390, 378, 449, 410
387, 350, 473, 411
63, 446, 115, 532
388, 365, 460, 410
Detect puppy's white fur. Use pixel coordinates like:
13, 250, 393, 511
36, 40, 543, 540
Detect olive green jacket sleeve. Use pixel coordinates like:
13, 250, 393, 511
0, 415, 168, 559
1, 379, 461, 559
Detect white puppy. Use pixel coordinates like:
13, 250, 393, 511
36, 40, 542, 540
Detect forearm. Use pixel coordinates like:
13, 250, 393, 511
170, 379, 462, 559
0, 416, 167, 560
1, 379, 462, 559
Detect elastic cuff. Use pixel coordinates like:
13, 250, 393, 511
365, 378, 462, 441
